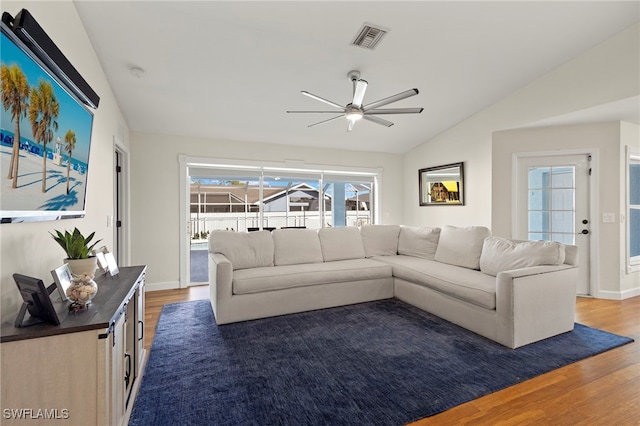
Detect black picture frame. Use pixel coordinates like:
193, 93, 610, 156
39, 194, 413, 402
13, 273, 61, 327
419, 162, 464, 206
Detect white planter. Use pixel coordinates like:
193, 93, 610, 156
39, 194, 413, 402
64, 257, 98, 278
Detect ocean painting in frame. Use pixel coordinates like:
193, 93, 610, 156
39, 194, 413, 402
0, 23, 94, 223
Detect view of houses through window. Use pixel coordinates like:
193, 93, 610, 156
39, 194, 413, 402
187, 165, 379, 283
189, 171, 376, 239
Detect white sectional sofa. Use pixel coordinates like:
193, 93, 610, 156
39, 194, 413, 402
208, 225, 578, 348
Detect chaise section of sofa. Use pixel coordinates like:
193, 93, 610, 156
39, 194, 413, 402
365, 225, 578, 348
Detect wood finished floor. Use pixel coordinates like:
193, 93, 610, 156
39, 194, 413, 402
144, 287, 639, 425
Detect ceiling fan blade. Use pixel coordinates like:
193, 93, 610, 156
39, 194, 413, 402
363, 88, 419, 110
308, 115, 344, 128
287, 110, 347, 114
364, 107, 424, 115
351, 79, 368, 108
301, 91, 345, 110
363, 115, 394, 127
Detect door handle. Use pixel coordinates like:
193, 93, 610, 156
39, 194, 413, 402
581, 229, 589, 235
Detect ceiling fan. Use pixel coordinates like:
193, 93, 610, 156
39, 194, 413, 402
287, 70, 423, 132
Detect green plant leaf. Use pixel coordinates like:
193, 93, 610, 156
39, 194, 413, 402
50, 227, 102, 259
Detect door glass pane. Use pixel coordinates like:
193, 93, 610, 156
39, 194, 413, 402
324, 181, 372, 227
529, 211, 549, 232
528, 166, 576, 244
551, 189, 573, 210
189, 176, 261, 284
262, 175, 322, 229
528, 167, 550, 188
551, 211, 573, 233
190, 176, 261, 234
528, 189, 547, 210
528, 232, 550, 241
551, 167, 574, 188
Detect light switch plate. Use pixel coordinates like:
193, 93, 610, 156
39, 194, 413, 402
602, 213, 616, 223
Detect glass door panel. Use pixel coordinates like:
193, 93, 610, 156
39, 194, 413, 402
527, 166, 575, 244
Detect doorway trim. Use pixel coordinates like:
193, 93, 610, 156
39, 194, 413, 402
512, 148, 599, 297
113, 138, 131, 267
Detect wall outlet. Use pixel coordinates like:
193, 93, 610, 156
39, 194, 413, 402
602, 213, 616, 223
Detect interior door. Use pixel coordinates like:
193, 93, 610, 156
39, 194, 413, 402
516, 154, 591, 295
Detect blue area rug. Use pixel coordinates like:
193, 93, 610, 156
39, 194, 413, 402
129, 299, 633, 426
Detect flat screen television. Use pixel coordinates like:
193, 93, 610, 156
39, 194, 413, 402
13, 273, 61, 327
0, 11, 96, 223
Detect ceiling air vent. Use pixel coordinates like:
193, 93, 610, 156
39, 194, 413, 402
351, 24, 388, 50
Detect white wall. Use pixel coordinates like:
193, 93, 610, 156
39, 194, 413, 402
129, 132, 403, 287
0, 0, 129, 321
402, 23, 639, 229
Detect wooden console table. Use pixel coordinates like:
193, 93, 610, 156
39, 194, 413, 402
1, 265, 147, 426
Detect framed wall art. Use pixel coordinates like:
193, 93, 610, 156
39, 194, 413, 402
419, 162, 464, 206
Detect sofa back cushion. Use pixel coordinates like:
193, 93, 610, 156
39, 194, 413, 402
434, 225, 491, 270
272, 228, 324, 266
397, 226, 441, 260
209, 230, 274, 270
479, 236, 566, 276
360, 225, 401, 257
318, 227, 366, 262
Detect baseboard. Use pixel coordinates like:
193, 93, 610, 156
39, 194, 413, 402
146, 281, 180, 292
597, 287, 640, 300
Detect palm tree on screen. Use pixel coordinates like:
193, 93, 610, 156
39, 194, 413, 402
64, 129, 76, 194
1, 64, 30, 189
28, 80, 59, 193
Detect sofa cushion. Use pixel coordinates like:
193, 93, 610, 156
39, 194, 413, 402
479, 236, 566, 276
272, 228, 324, 266
232, 259, 392, 295
209, 230, 274, 270
434, 225, 491, 270
374, 255, 497, 309
360, 225, 401, 257
318, 227, 366, 262
398, 226, 441, 260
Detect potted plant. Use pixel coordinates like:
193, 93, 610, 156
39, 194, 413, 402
51, 227, 103, 277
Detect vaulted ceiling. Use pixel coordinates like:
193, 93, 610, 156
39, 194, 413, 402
74, 1, 639, 154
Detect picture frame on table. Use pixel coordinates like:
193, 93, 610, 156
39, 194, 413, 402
104, 252, 119, 276
51, 263, 73, 300
95, 252, 109, 275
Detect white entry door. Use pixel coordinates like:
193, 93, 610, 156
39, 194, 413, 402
515, 154, 591, 295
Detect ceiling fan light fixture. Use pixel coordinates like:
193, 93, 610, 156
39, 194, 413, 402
346, 110, 363, 121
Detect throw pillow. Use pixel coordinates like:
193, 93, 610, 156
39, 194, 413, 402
433, 225, 491, 270
209, 230, 274, 270
272, 228, 324, 266
479, 236, 566, 276
397, 226, 441, 260
318, 227, 366, 262
360, 225, 401, 257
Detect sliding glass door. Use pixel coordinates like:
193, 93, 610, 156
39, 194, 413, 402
184, 162, 380, 284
